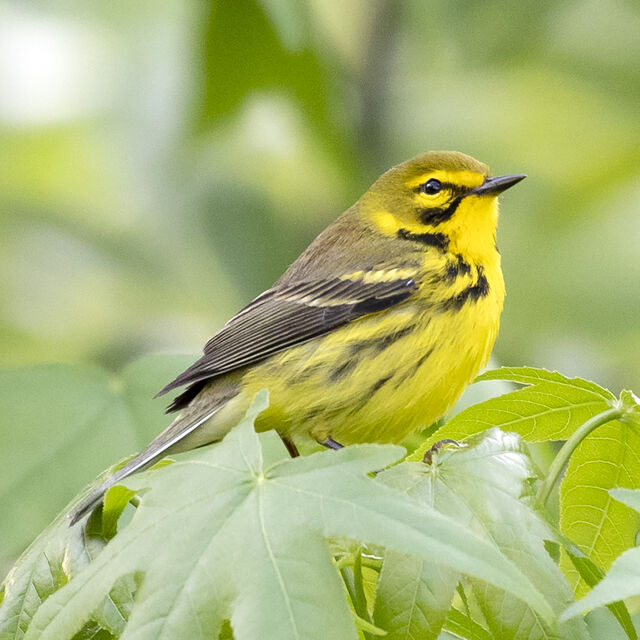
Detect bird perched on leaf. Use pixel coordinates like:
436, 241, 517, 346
70, 150, 525, 524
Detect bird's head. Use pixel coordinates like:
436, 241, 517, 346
362, 151, 525, 264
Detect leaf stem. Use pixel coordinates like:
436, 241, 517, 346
537, 407, 623, 506
336, 552, 382, 572
341, 549, 375, 640
353, 550, 370, 622
340, 566, 357, 606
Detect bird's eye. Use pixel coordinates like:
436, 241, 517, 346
420, 179, 443, 195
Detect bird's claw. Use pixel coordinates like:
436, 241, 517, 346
423, 438, 461, 464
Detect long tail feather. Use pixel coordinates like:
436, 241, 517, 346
68, 404, 223, 525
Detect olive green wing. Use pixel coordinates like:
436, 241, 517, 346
157, 271, 418, 411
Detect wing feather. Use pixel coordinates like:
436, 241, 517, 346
157, 272, 418, 410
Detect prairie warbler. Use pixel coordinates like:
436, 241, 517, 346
70, 151, 524, 524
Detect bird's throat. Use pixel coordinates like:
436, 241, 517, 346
443, 197, 500, 266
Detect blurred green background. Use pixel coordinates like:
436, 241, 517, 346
1, 0, 639, 575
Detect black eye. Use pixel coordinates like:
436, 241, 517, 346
421, 179, 442, 195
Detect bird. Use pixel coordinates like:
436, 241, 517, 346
69, 150, 525, 524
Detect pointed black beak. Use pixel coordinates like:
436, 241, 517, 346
468, 173, 526, 197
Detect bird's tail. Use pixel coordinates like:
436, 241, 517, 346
67, 403, 224, 525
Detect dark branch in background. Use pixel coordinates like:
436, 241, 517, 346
357, 0, 402, 172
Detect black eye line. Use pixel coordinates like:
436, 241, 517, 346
414, 181, 480, 226
414, 181, 470, 197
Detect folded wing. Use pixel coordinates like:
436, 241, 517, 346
158, 271, 418, 411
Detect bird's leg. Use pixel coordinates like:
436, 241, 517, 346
280, 435, 300, 458
422, 438, 460, 464
321, 437, 344, 450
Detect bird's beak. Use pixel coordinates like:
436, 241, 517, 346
468, 174, 526, 196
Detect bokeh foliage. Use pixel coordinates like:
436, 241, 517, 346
1, 0, 639, 574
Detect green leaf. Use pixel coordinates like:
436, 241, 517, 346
374, 552, 458, 640
0, 513, 74, 640
585, 608, 639, 640
610, 488, 640, 513
562, 489, 640, 620
0, 356, 194, 639
417, 366, 640, 612
20, 395, 552, 640
70, 622, 116, 640
97, 485, 137, 541
562, 543, 636, 640
353, 613, 387, 637
0, 495, 134, 640
442, 608, 493, 640
620, 390, 640, 426
381, 429, 588, 640
418, 367, 615, 453
559, 419, 640, 594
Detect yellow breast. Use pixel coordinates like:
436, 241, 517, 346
246, 249, 505, 445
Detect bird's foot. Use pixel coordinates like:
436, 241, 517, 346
423, 439, 460, 464
321, 437, 344, 450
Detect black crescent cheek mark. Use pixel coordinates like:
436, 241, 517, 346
419, 197, 461, 226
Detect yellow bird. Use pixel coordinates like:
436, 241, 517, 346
70, 151, 524, 524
